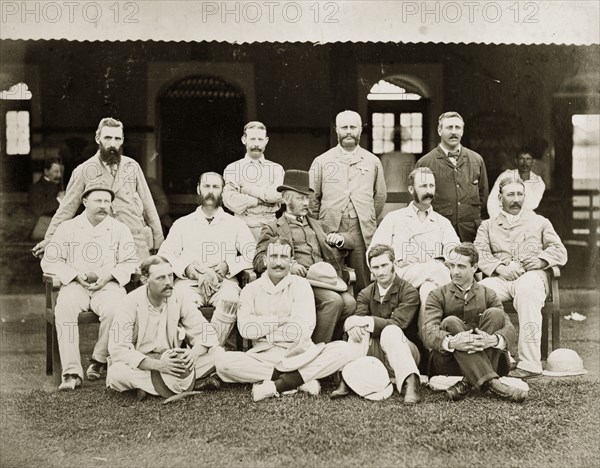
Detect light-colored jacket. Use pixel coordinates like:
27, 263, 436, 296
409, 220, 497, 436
487, 169, 546, 219
108, 286, 219, 369
238, 272, 315, 349
309, 145, 387, 246
369, 202, 460, 263
158, 207, 256, 279
43, 153, 163, 251
41, 213, 138, 286
223, 156, 285, 228
474, 209, 567, 277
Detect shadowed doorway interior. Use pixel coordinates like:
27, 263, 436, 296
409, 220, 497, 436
159, 75, 245, 217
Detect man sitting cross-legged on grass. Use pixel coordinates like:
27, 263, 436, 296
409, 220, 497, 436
216, 238, 353, 402
331, 244, 424, 405
420, 242, 527, 403
107, 255, 224, 401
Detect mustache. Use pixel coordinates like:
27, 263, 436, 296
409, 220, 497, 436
250, 146, 262, 151
162, 286, 173, 291
510, 201, 522, 208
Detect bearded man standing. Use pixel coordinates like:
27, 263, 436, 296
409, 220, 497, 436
32, 117, 163, 261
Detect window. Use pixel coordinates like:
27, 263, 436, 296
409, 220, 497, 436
5, 110, 30, 155
368, 79, 427, 156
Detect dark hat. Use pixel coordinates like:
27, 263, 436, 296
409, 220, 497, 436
277, 170, 314, 196
81, 182, 115, 201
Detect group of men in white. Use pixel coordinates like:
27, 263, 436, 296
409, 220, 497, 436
37, 110, 567, 404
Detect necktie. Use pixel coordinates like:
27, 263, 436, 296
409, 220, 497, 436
417, 210, 428, 222
296, 216, 303, 224
448, 150, 459, 166
109, 165, 117, 178
206, 217, 214, 224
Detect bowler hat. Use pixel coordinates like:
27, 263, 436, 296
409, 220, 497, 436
277, 170, 314, 196
342, 356, 393, 401
81, 182, 115, 202
542, 348, 588, 377
306, 262, 347, 292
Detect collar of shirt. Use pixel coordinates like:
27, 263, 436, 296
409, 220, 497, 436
195, 206, 225, 223
260, 271, 293, 294
284, 212, 306, 225
500, 210, 522, 225
439, 144, 462, 157
454, 281, 474, 296
409, 201, 432, 217
78, 212, 111, 231
377, 282, 392, 298
243, 155, 265, 164
43, 176, 52, 183
337, 144, 359, 158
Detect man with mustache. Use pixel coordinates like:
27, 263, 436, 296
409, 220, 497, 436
223, 121, 285, 239
216, 238, 353, 401
108, 255, 224, 400
32, 117, 163, 261
487, 147, 546, 219
309, 110, 387, 294
41, 184, 138, 390
369, 167, 460, 317
415, 112, 488, 242
475, 178, 567, 379
158, 172, 256, 348
254, 170, 356, 344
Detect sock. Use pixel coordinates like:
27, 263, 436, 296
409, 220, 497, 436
274, 371, 305, 394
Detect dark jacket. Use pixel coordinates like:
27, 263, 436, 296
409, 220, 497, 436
253, 215, 355, 281
420, 281, 515, 353
28, 178, 61, 217
415, 146, 488, 242
354, 274, 426, 361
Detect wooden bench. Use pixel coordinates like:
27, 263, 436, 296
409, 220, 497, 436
44, 270, 256, 385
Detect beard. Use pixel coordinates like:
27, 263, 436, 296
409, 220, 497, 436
99, 144, 123, 165
198, 192, 223, 208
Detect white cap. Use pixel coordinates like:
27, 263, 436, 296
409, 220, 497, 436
543, 348, 588, 377
342, 356, 393, 401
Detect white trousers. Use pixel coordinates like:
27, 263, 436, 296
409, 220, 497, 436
106, 348, 222, 396
55, 281, 125, 379
174, 278, 241, 346
396, 262, 451, 322
346, 325, 420, 389
216, 341, 352, 384
480, 270, 548, 373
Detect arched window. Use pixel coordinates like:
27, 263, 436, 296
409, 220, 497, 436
367, 78, 428, 156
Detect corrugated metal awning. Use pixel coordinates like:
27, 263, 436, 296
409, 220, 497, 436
1, 1, 598, 45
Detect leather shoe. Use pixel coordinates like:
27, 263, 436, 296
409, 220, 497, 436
403, 374, 421, 405
446, 379, 472, 401
485, 378, 528, 403
330, 379, 351, 400
508, 368, 541, 380
194, 374, 221, 392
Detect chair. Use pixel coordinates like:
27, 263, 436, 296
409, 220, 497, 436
44, 270, 256, 385
478, 266, 561, 360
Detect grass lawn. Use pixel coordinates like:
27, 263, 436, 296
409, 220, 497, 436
1, 306, 599, 467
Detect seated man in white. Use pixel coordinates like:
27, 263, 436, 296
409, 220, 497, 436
487, 147, 546, 219
332, 244, 423, 405
369, 167, 460, 315
476, 177, 567, 379
158, 172, 256, 347
107, 255, 223, 399
215, 238, 353, 401
41, 183, 138, 390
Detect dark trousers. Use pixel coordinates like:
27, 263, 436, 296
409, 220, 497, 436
339, 216, 369, 296
312, 288, 355, 344
428, 308, 510, 389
